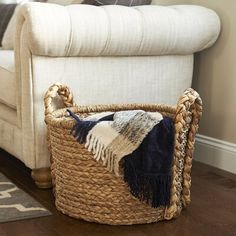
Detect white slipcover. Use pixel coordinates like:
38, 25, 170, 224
18, 3, 220, 57
0, 3, 220, 169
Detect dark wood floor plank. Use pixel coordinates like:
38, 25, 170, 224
0, 148, 236, 236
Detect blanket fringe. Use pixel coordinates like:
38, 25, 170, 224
123, 157, 171, 208
85, 133, 119, 174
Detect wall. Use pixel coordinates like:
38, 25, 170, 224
152, 0, 236, 143
191, 0, 236, 173
152, 0, 236, 173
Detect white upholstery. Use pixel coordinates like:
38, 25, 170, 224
29, 54, 193, 168
0, 3, 220, 170
0, 50, 14, 74
2, 1, 40, 50
17, 3, 220, 57
32, 55, 193, 105
0, 50, 16, 108
0, 105, 22, 161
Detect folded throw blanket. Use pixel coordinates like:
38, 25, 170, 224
68, 109, 174, 207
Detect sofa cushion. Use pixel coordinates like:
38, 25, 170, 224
0, 50, 16, 109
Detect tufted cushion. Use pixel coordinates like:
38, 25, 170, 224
82, 0, 151, 6
16, 3, 220, 57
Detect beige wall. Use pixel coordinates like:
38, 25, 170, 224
191, 0, 236, 143
152, 0, 236, 143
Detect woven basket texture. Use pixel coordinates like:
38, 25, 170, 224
44, 84, 202, 225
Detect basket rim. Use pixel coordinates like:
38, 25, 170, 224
45, 103, 177, 129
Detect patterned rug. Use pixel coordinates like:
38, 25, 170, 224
0, 173, 51, 223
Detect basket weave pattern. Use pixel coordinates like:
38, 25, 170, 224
44, 84, 202, 225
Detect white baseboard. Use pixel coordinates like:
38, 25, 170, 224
194, 134, 236, 174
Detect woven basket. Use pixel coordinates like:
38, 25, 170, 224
44, 83, 202, 225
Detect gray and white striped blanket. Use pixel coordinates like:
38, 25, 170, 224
68, 110, 163, 176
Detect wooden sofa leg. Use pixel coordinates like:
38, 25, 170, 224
31, 168, 52, 189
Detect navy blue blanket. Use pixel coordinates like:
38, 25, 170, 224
123, 117, 174, 207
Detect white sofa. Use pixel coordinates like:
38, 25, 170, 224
0, 2, 220, 187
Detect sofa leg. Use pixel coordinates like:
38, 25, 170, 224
31, 168, 52, 189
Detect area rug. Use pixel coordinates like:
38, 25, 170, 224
0, 173, 51, 223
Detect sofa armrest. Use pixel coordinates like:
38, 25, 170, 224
16, 2, 220, 57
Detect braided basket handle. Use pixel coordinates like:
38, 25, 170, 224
177, 88, 202, 207
164, 88, 202, 220
44, 83, 76, 116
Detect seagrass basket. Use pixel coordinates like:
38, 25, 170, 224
44, 83, 202, 225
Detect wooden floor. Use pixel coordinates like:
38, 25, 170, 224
0, 149, 236, 236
